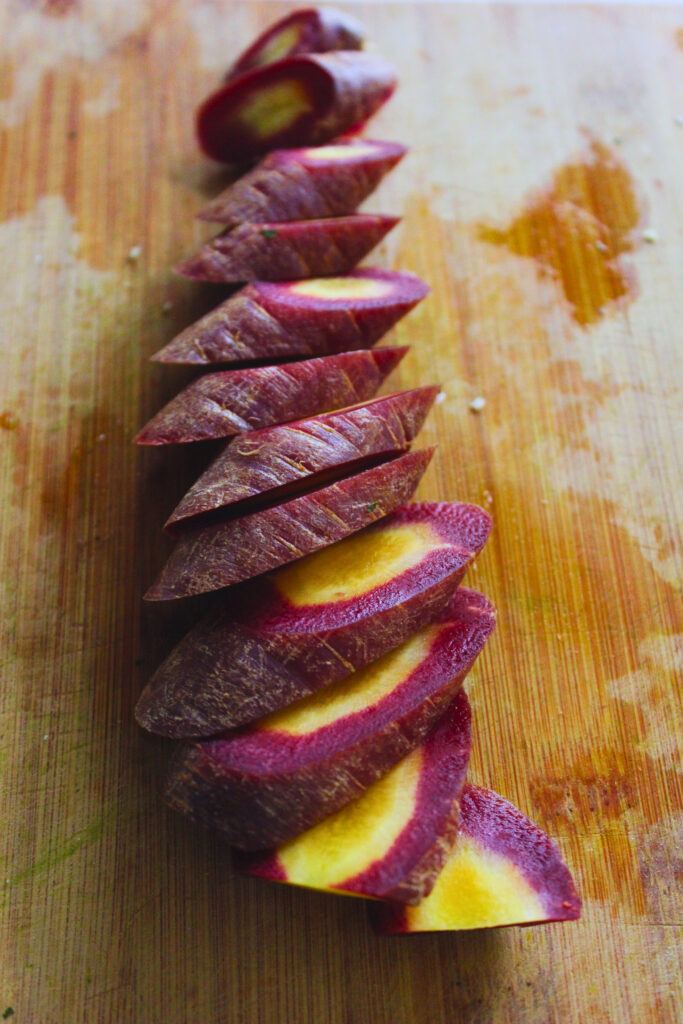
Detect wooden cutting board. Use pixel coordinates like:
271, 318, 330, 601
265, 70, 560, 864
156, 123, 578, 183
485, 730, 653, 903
1, 3, 681, 1022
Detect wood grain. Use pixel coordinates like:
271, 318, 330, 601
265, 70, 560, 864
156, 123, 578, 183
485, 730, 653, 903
0, 3, 681, 1022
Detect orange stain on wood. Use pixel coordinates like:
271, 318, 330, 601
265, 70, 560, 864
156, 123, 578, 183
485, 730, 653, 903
478, 138, 642, 326
0, 410, 19, 430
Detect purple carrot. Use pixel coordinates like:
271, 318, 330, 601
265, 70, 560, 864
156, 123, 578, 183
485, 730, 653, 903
135, 347, 406, 445
144, 448, 434, 600
152, 269, 429, 365
165, 387, 438, 531
197, 139, 406, 226
197, 52, 397, 164
225, 8, 365, 82
175, 213, 399, 283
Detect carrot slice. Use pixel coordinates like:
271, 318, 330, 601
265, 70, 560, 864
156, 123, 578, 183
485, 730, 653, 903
165, 387, 437, 529
135, 503, 492, 737
225, 7, 365, 82
136, 347, 406, 445
197, 52, 397, 164
175, 214, 399, 283
371, 785, 582, 932
164, 590, 494, 849
144, 448, 434, 600
197, 139, 406, 226
152, 270, 428, 366
236, 692, 472, 904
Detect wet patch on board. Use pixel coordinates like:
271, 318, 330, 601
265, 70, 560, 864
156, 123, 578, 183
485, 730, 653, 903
477, 137, 642, 327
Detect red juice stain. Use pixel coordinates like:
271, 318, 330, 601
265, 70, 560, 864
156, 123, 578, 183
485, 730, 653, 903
478, 138, 642, 327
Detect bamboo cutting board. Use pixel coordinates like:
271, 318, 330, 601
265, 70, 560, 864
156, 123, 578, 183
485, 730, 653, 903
0, 3, 681, 1022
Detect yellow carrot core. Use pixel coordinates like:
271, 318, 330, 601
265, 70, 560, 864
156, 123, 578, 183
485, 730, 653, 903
276, 522, 443, 606
288, 276, 392, 301
300, 143, 380, 161
237, 80, 313, 139
252, 25, 302, 67
259, 627, 435, 736
404, 837, 546, 930
278, 748, 422, 890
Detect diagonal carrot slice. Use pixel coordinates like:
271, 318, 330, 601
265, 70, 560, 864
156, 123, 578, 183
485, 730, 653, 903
371, 785, 582, 932
144, 448, 434, 600
198, 51, 396, 164
236, 691, 471, 904
165, 387, 438, 531
175, 214, 399, 283
197, 139, 406, 226
152, 270, 428, 366
136, 502, 492, 737
224, 8, 365, 83
164, 589, 495, 849
136, 347, 406, 445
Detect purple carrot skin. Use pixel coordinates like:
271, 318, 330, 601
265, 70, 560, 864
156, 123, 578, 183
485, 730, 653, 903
197, 52, 397, 164
225, 8, 365, 82
197, 139, 407, 226
370, 785, 582, 933
135, 346, 406, 445
175, 214, 399, 284
135, 502, 492, 737
165, 387, 438, 531
151, 269, 429, 366
144, 447, 434, 601
235, 691, 472, 904
163, 589, 495, 849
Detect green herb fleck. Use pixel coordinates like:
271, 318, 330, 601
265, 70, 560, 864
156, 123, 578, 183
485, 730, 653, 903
260, 228, 278, 239
368, 502, 378, 513
3, 1008, 15, 1019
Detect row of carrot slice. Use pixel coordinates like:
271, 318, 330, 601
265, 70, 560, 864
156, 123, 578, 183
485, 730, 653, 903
136, 6, 580, 933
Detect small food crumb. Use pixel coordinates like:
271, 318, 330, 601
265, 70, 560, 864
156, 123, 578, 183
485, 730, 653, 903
642, 228, 658, 244
435, 391, 446, 405
3, 1008, 14, 1019
96, 434, 106, 443
127, 245, 142, 262
162, 301, 174, 314
43, 734, 48, 740
469, 396, 486, 412
595, 240, 608, 253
